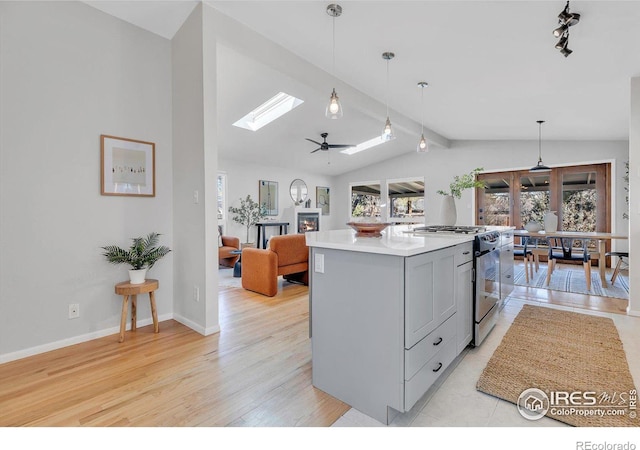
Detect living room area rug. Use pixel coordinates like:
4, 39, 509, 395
513, 263, 629, 300
476, 304, 637, 426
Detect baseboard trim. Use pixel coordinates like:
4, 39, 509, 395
0, 313, 173, 364
172, 314, 220, 336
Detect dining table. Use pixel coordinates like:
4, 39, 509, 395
512, 229, 628, 287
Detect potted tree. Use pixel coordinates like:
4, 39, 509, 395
228, 194, 266, 248
102, 232, 171, 284
437, 167, 487, 225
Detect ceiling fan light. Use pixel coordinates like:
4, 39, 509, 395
382, 116, 394, 141
417, 134, 428, 153
326, 88, 343, 119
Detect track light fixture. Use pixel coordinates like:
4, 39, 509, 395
553, 1, 580, 57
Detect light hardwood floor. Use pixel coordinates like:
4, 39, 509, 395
0, 264, 628, 427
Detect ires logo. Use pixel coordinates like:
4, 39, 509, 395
549, 391, 598, 406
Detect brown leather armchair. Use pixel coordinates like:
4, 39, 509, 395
241, 234, 309, 297
218, 226, 240, 268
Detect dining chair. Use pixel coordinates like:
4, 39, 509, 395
605, 251, 628, 285
546, 237, 592, 290
513, 237, 533, 282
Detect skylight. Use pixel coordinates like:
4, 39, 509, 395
340, 136, 389, 155
233, 92, 304, 131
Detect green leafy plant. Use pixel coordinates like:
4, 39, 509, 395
102, 232, 171, 270
228, 195, 267, 244
437, 167, 487, 200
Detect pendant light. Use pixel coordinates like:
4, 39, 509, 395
530, 120, 551, 172
325, 4, 343, 119
381, 51, 395, 141
417, 82, 429, 153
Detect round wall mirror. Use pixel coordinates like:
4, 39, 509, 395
290, 179, 308, 205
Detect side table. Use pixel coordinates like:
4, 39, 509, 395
230, 250, 242, 277
114, 279, 159, 343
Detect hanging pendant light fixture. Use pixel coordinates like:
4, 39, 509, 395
416, 82, 429, 153
381, 51, 395, 141
530, 120, 551, 172
325, 4, 343, 119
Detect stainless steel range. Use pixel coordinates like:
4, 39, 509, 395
411, 224, 500, 346
472, 230, 501, 346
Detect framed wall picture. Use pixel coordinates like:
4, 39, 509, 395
259, 180, 278, 216
316, 186, 330, 215
101, 135, 155, 197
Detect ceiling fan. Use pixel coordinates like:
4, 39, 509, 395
305, 132, 354, 153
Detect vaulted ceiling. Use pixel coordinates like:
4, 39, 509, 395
86, 1, 640, 175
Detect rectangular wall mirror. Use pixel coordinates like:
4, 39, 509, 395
259, 180, 278, 216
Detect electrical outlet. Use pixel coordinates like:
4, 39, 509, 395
68, 303, 80, 319
314, 253, 324, 273
193, 190, 199, 204
193, 286, 200, 302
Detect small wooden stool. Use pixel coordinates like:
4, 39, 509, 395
114, 279, 159, 343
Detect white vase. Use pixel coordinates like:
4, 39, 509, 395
544, 211, 558, 232
440, 195, 457, 226
128, 268, 147, 285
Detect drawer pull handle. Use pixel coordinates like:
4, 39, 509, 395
506, 275, 512, 279
433, 337, 443, 346
463, 251, 470, 255
433, 362, 443, 373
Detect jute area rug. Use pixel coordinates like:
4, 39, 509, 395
476, 305, 638, 426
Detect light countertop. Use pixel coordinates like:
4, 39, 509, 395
305, 225, 474, 257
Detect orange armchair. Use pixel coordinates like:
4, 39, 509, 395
241, 234, 309, 297
218, 226, 240, 268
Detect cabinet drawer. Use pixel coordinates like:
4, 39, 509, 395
455, 242, 473, 266
404, 337, 457, 411
405, 313, 456, 381
500, 244, 514, 273
500, 231, 514, 246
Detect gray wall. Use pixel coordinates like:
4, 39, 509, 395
0, 2, 173, 359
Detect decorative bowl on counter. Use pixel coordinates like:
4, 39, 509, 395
346, 222, 391, 238
524, 221, 543, 232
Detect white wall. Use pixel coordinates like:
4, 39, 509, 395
0, 2, 173, 360
628, 77, 639, 315
332, 140, 629, 251
172, 4, 220, 335
220, 158, 333, 243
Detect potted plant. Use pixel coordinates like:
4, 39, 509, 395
437, 167, 487, 225
102, 232, 171, 284
228, 194, 267, 248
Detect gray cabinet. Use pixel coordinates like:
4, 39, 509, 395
455, 245, 474, 353
405, 246, 457, 348
310, 241, 473, 424
499, 230, 514, 307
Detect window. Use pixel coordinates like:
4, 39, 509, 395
350, 182, 381, 218
387, 178, 425, 223
476, 163, 611, 253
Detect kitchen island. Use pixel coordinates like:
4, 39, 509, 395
305, 225, 475, 424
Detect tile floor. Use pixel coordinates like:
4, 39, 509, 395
331, 294, 640, 427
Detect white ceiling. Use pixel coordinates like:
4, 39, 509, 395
85, 1, 640, 175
